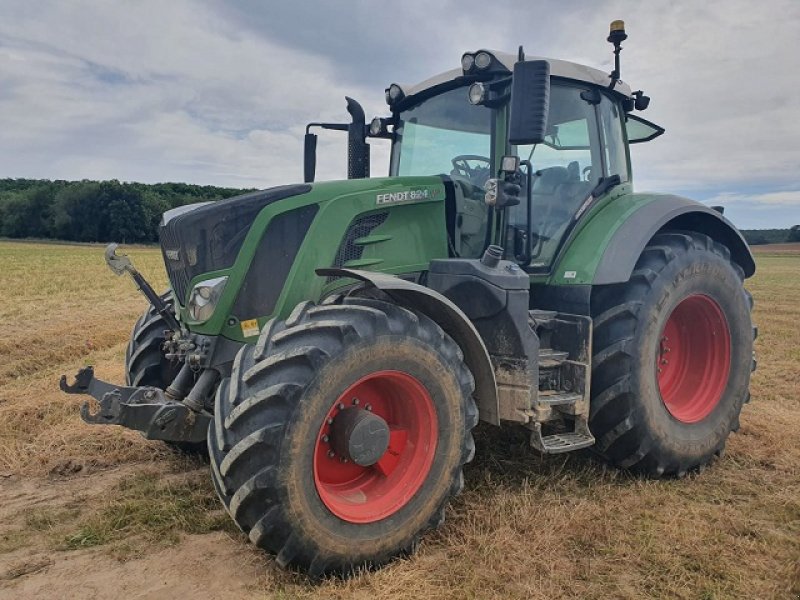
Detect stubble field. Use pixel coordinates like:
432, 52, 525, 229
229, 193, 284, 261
0, 240, 797, 599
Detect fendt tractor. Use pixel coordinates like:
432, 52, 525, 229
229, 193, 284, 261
61, 22, 756, 575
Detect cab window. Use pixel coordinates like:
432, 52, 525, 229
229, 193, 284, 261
509, 84, 602, 269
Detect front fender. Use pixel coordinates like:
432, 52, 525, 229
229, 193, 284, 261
552, 193, 755, 285
317, 268, 499, 425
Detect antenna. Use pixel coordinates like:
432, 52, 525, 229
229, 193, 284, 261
607, 20, 627, 89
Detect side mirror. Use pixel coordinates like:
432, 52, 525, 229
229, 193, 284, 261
303, 132, 317, 183
345, 96, 370, 179
508, 60, 550, 146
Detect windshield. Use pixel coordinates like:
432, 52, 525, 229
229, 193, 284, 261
389, 87, 493, 258
390, 87, 492, 187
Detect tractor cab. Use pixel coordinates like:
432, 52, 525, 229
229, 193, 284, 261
381, 49, 664, 270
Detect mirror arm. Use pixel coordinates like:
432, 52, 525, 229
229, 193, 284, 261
520, 160, 534, 265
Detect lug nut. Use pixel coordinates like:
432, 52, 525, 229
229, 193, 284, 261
327, 450, 335, 458
338, 403, 345, 410
327, 418, 334, 425
365, 404, 372, 411
352, 398, 360, 405
322, 435, 329, 443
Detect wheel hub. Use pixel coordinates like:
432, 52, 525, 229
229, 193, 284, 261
657, 294, 731, 423
313, 370, 438, 524
329, 407, 390, 467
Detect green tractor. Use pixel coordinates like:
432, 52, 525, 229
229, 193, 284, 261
61, 22, 756, 575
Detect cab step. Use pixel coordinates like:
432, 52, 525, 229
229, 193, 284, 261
537, 390, 583, 406
530, 422, 595, 453
529, 311, 596, 454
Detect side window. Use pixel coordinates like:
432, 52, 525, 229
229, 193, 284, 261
599, 95, 630, 182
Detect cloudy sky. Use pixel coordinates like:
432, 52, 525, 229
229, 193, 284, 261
1, 0, 798, 228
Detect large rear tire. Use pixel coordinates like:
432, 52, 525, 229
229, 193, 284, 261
208, 296, 477, 576
589, 231, 754, 477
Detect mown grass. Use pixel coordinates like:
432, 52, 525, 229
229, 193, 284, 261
61, 469, 234, 555
0, 240, 798, 599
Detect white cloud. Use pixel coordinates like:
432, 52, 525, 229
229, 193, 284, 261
0, 0, 798, 227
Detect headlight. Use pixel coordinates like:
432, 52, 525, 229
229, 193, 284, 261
461, 53, 475, 71
187, 276, 228, 323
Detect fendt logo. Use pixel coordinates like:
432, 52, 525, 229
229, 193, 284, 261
376, 189, 431, 205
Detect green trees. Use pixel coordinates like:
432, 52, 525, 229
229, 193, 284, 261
0, 179, 249, 243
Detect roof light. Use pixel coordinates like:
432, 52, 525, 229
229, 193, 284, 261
474, 51, 492, 70
385, 83, 404, 105
461, 53, 475, 71
468, 82, 486, 105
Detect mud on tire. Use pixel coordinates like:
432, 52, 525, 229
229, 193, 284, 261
589, 231, 754, 477
208, 296, 478, 576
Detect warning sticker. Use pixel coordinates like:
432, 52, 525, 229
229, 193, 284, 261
240, 319, 260, 338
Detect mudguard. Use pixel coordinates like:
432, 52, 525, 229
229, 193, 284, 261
553, 194, 755, 285
316, 268, 500, 424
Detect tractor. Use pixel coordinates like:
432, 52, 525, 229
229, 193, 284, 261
61, 21, 756, 575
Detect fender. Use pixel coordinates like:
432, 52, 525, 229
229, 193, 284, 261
553, 193, 755, 286
316, 268, 500, 425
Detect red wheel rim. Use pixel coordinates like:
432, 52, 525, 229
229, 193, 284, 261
313, 370, 438, 523
657, 294, 731, 423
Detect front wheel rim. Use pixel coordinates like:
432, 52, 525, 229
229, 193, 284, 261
657, 294, 732, 423
313, 370, 438, 524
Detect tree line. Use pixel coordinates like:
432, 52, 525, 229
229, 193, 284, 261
0, 178, 250, 243
0, 178, 797, 246
741, 226, 800, 245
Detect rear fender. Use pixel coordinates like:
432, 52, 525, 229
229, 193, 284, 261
317, 268, 499, 425
553, 194, 755, 285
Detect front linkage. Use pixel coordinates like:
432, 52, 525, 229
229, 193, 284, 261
61, 244, 214, 444
60, 366, 210, 443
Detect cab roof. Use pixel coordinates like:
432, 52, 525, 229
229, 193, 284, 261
399, 50, 633, 101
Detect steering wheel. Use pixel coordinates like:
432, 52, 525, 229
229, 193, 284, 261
451, 155, 491, 187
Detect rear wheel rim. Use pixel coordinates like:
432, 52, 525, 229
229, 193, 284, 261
657, 294, 731, 423
313, 370, 438, 523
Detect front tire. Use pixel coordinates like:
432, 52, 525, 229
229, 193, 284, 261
208, 296, 477, 576
589, 231, 754, 476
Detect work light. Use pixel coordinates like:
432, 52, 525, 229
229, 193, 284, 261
468, 82, 486, 105
474, 51, 492, 70
385, 84, 404, 105
461, 53, 475, 71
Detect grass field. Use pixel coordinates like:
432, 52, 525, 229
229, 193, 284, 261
0, 240, 798, 599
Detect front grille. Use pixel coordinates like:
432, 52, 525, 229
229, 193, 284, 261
159, 225, 191, 304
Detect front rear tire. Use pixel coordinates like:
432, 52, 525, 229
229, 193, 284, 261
589, 231, 754, 477
208, 296, 477, 576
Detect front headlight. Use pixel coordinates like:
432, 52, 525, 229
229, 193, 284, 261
187, 276, 228, 323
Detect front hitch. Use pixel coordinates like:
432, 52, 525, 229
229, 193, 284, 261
60, 366, 210, 443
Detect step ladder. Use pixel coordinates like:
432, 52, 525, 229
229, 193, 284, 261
528, 311, 595, 454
